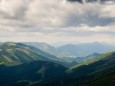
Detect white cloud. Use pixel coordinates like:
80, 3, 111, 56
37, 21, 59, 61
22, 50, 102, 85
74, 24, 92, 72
0, 0, 29, 17
100, 5, 115, 18
0, 0, 115, 44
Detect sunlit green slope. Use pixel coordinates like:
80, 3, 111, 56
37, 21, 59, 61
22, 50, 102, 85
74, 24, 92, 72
0, 42, 59, 66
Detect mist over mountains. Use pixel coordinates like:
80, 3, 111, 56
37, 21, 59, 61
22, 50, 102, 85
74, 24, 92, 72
23, 42, 115, 57
23, 42, 75, 58
58, 42, 115, 57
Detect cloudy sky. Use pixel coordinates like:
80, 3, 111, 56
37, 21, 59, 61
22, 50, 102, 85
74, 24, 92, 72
0, 0, 115, 44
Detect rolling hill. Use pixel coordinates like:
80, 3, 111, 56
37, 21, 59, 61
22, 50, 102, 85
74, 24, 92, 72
0, 42, 59, 66
67, 51, 115, 86
0, 42, 115, 86
31, 51, 115, 86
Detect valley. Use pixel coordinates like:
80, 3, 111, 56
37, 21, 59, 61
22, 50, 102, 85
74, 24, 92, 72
0, 0, 115, 86
0, 42, 115, 86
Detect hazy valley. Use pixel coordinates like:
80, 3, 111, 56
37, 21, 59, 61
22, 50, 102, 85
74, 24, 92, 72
0, 42, 115, 86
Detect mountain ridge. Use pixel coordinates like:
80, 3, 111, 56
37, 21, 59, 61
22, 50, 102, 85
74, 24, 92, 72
58, 42, 115, 57
0, 42, 59, 66
32, 51, 115, 86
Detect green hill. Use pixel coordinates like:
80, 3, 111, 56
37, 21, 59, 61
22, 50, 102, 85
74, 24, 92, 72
31, 51, 115, 86
0, 43, 115, 86
0, 42, 59, 66
69, 52, 115, 86
67, 52, 114, 72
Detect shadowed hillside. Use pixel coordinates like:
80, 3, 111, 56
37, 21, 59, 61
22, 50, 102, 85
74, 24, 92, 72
0, 60, 67, 86
30, 52, 115, 86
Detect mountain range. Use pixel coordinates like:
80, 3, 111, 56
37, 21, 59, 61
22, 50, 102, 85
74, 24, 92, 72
0, 42, 79, 68
0, 42, 115, 86
0, 42, 60, 66
31, 51, 115, 86
23, 42, 115, 57
58, 42, 115, 57
23, 42, 74, 58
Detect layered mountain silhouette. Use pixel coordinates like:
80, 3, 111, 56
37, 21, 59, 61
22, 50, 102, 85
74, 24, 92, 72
0, 42, 115, 86
23, 42, 75, 58
31, 51, 115, 86
58, 42, 115, 57
23, 42, 115, 58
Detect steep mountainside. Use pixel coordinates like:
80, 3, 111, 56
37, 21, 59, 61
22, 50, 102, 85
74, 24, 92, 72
68, 51, 115, 86
68, 51, 115, 76
0, 42, 59, 66
0, 42, 115, 86
31, 51, 115, 86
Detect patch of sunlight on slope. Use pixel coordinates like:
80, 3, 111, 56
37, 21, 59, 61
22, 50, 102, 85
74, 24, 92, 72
2, 55, 13, 62
7, 48, 20, 60
16, 48, 41, 60
0, 62, 4, 65
7, 42, 16, 46
16, 48, 30, 55
1, 55, 21, 66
